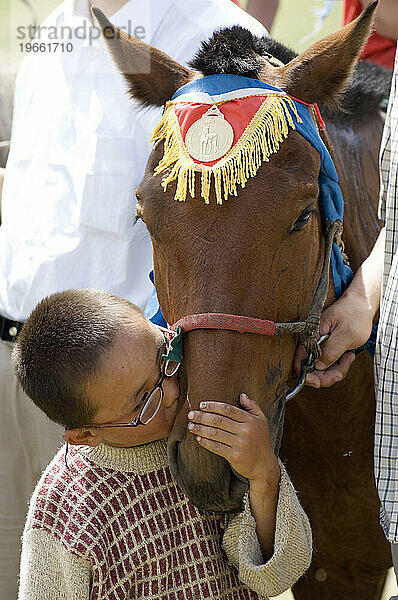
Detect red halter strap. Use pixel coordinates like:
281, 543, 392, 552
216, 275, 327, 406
171, 313, 276, 336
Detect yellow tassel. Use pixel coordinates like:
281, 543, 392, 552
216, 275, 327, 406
150, 95, 302, 204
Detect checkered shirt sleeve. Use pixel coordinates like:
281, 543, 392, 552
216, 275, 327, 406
374, 49, 398, 542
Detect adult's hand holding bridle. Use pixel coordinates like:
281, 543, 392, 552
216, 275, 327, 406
294, 226, 386, 388
293, 292, 373, 388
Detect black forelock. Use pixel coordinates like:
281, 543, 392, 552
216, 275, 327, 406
189, 26, 392, 124
189, 26, 292, 79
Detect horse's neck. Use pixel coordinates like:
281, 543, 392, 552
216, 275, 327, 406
321, 114, 384, 274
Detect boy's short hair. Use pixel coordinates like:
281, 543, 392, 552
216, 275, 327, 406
12, 289, 144, 428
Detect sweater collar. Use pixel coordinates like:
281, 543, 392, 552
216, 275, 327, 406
76, 438, 169, 473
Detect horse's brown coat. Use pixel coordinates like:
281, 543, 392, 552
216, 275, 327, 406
280, 106, 391, 600
94, 3, 391, 597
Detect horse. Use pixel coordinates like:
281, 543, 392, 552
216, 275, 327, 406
95, 4, 392, 598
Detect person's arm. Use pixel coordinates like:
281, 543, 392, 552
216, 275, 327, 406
187, 396, 312, 596
245, 0, 279, 31
19, 528, 91, 600
360, 0, 398, 40
222, 463, 312, 597
188, 394, 280, 558
294, 226, 385, 388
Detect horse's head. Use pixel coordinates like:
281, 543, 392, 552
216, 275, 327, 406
94, 3, 377, 512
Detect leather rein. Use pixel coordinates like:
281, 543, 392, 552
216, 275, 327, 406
170, 219, 343, 401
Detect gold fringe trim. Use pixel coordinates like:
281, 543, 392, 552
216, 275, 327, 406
150, 94, 302, 204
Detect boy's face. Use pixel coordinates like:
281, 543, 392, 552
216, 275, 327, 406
75, 317, 180, 448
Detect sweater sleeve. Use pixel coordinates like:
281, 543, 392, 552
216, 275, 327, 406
222, 461, 312, 598
18, 528, 91, 600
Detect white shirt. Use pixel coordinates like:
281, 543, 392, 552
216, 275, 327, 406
0, 0, 266, 320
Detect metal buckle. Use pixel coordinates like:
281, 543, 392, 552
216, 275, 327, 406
286, 334, 330, 401
161, 325, 183, 366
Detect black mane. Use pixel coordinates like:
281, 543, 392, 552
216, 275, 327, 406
189, 26, 392, 124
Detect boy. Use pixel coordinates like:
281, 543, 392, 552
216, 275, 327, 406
13, 289, 312, 600
0, 1, 266, 593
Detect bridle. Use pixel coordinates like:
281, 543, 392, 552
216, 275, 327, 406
169, 218, 343, 401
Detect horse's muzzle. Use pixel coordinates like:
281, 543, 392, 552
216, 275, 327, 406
167, 438, 249, 513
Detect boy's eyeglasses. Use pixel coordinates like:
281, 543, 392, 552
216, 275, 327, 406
72, 328, 181, 431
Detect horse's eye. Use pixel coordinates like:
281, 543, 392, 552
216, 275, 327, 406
288, 210, 315, 234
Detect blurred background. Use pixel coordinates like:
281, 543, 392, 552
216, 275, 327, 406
1, 0, 343, 64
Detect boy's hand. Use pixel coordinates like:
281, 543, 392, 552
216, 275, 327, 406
188, 394, 280, 558
187, 393, 280, 492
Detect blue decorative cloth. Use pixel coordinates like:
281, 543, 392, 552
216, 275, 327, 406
144, 271, 167, 327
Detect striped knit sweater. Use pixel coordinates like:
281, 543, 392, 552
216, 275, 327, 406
18, 439, 312, 600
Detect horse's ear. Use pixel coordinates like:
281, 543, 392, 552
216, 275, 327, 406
275, 1, 378, 107
92, 8, 195, 107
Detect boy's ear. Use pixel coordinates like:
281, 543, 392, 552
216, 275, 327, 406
63, 428, 102, 447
